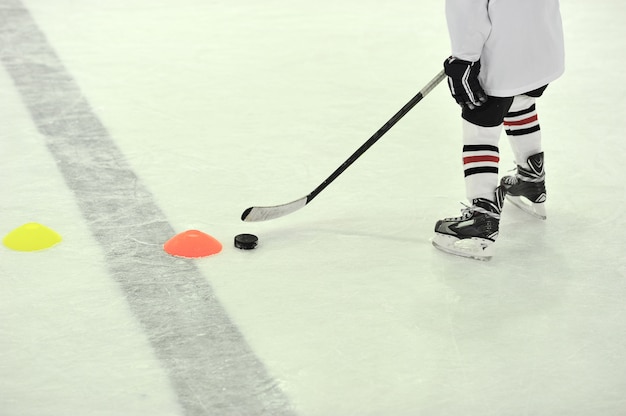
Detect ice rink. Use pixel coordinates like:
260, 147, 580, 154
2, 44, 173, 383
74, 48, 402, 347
1, 0, 625, 415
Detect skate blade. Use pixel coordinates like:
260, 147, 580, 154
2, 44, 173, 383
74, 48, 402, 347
506, 195, 546, 220
431, 234, 495, 261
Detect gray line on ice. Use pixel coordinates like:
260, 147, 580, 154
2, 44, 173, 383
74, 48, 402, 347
0, 2, 295, 415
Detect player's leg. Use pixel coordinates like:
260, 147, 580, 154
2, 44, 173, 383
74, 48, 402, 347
432, 97, 513, 260
500, 89, 547, 219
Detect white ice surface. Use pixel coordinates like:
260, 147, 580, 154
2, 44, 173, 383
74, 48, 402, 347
0, 57, 182, 415
2, 0, 626, 415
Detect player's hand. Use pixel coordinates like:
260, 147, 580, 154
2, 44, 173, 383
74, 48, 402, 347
443, 57, 488, 110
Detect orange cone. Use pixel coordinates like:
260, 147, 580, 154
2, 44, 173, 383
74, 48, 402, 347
163, 230, 222, 258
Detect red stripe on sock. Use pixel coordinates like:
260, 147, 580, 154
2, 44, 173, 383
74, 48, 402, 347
463, 155, 500, 164
504, 114, 538, 126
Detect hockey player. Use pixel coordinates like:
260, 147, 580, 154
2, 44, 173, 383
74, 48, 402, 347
432, 0, 565, 260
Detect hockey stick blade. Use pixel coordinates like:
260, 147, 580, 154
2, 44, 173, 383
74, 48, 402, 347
241, 69, 446, 222
241, 196, 308, 222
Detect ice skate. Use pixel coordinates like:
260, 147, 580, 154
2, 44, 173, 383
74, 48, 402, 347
432, 187, 506, 261
500, 152, 546, 219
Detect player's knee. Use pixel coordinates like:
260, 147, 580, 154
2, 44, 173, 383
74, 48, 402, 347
462, 96, 514, 127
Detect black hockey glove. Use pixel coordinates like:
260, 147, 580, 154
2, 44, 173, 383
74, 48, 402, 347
443, 57, 488, 110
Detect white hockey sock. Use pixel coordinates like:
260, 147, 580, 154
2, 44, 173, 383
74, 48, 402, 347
504, 95, 542, 168
462, 119, 502, 202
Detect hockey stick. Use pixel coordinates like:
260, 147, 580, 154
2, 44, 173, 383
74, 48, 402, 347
241, 69, 446, 222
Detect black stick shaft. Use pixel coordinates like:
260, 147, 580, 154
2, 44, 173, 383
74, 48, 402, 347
305, 69, 446, 204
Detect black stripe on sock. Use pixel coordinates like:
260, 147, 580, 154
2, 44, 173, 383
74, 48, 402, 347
506, 104, 536, 118
505, 125, 541, 136
464, 166, 499, 177
463, 144, 499, 153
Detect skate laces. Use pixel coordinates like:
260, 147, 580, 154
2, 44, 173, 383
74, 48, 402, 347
445, 201, 501, 222
504, 164, 544, 184
501, 172, 520, 186
464, 203, 501, 220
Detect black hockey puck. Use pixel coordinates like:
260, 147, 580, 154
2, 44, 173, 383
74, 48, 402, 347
234, 233, 258, 250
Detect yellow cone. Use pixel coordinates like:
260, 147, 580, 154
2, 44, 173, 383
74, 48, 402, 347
3, 222, 62, 252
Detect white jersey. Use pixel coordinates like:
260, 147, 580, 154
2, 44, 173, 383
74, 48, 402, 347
445, 0, 565, 97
